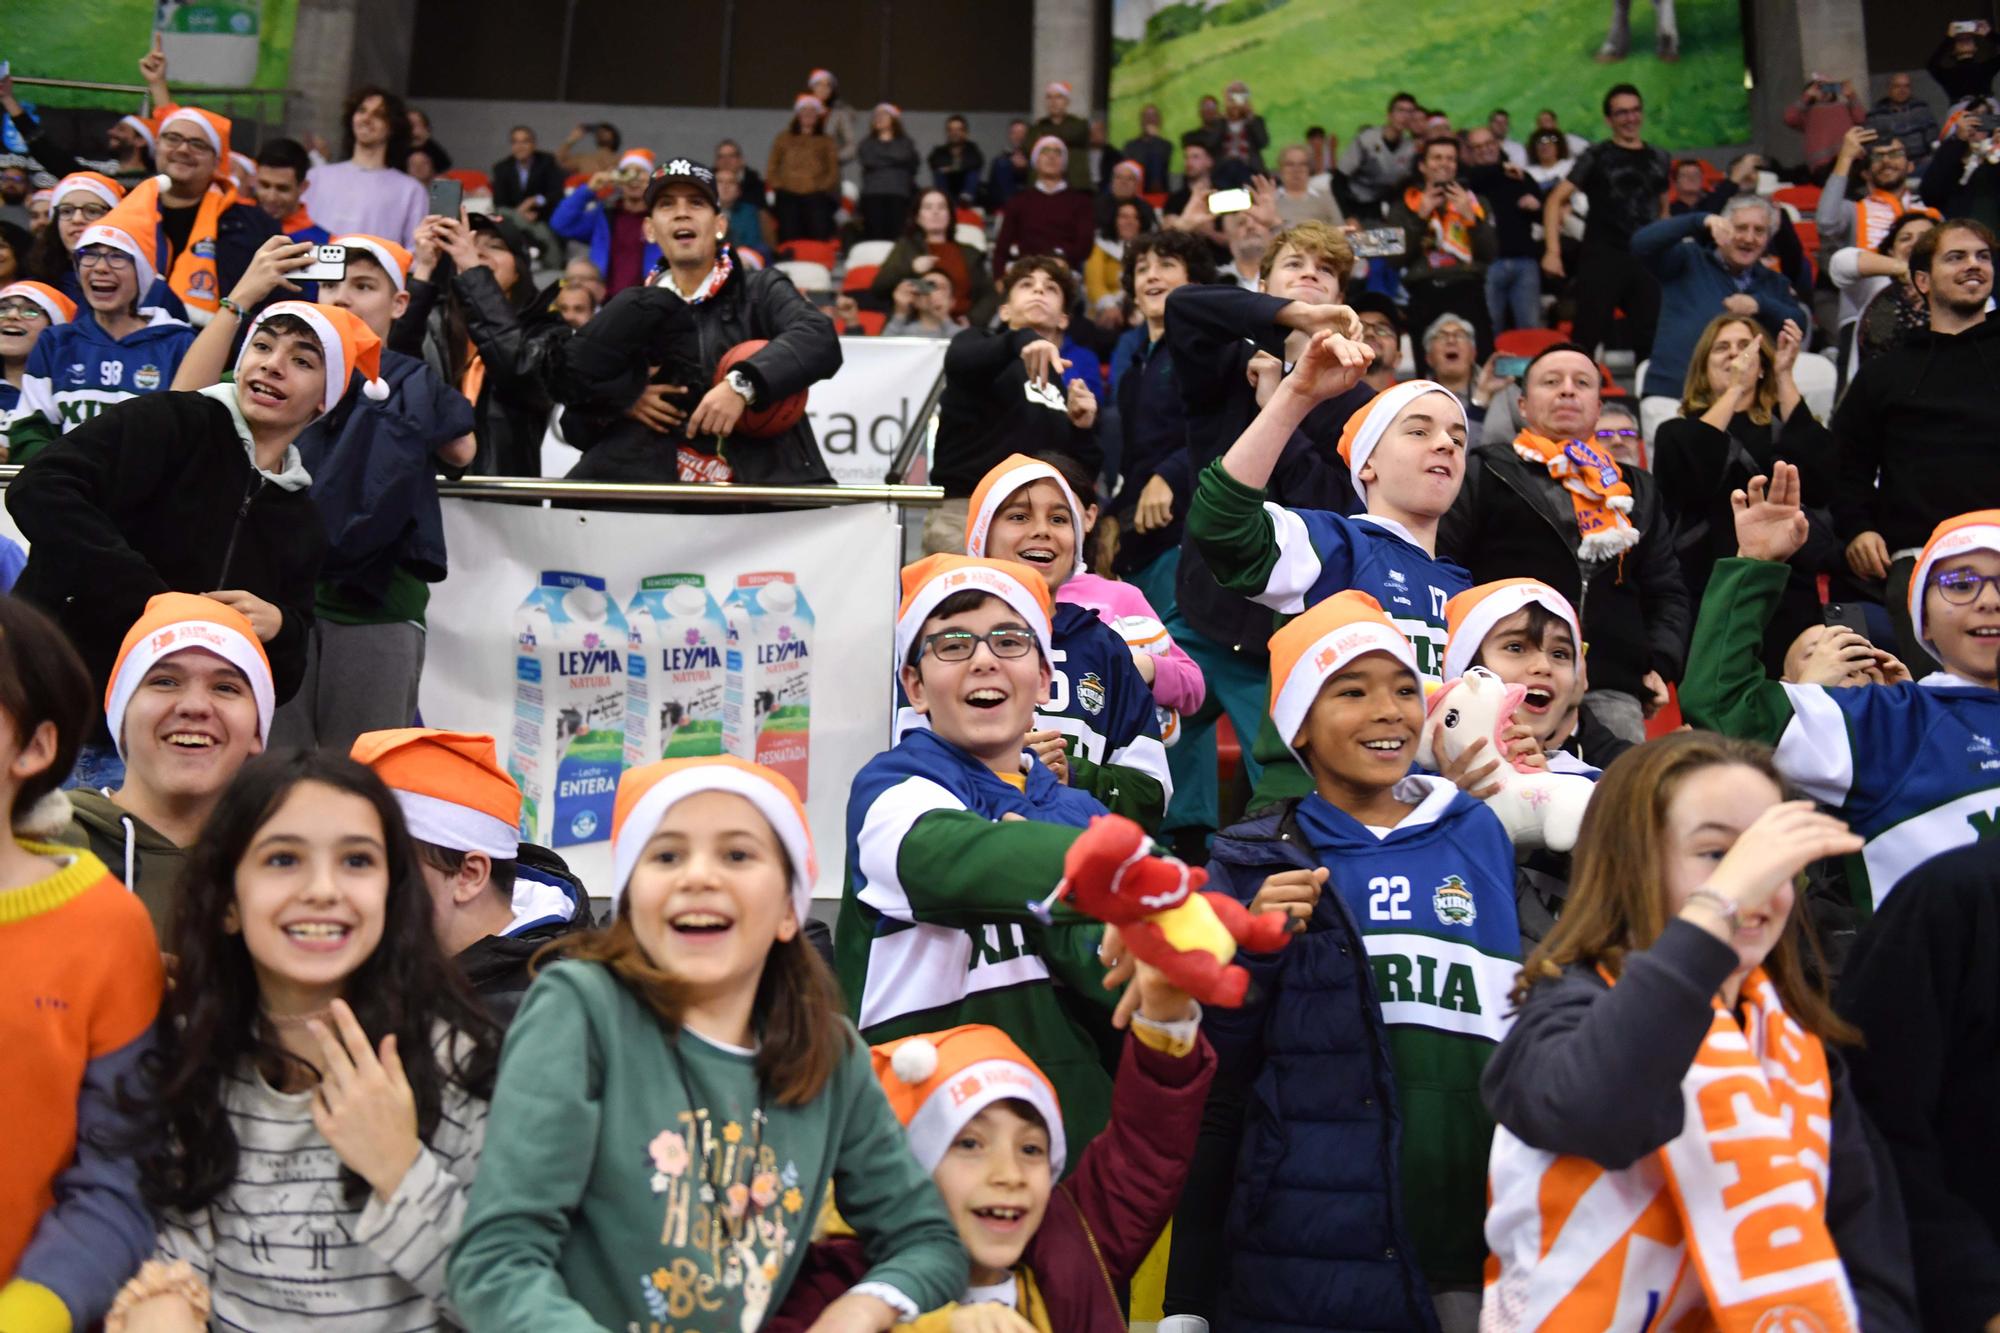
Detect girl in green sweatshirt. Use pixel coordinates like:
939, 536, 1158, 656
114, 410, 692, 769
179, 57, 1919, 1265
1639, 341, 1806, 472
449, 755, 966, 1333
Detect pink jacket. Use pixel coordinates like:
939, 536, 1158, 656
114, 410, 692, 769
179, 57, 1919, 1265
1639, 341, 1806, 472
1057, 573, 1206, 716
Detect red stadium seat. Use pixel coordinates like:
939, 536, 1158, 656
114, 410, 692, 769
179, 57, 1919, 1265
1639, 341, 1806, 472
444, 168, 490, 194
1494, 327, 1565, 359
856, 309, 887, 335
955, 206, 986, 227
842, 264, 879, 293
780, 239, 839, 268
1773, 184, 1822, 215
1217, 714, 1241, 789
565, 172, 591, 190
1141, 192, 1168, 210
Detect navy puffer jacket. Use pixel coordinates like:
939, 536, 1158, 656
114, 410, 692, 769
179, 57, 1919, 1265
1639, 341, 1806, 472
1189, 801, 1439, 1333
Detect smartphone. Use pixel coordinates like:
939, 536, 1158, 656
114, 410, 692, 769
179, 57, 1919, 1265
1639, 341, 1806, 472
1493, 354, 1532, 380
1817, 80, 1843, 100
1351, 227, 1408, 258
1951, 19, 1982, 35
427, 177, 463, 220
292, 243, 348, 283
1207, 187, 1252, 215
0, 61, 10, 79
1823, 603, 1872, 640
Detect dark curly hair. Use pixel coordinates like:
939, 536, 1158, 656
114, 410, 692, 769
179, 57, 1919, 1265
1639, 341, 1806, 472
1120, 227, 1220, 308
340, 85, 414, 167
131, 750, 498, 1211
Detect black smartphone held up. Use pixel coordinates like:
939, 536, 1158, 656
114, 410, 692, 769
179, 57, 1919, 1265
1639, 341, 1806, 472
1823, 603, 1872, 641
292, 244, 347, 283
428, 177, 463, 220
1493, 354, 1532, 380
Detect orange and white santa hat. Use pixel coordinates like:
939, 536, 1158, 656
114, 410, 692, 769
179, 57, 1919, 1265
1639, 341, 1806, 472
793, 93, 826, 115
1045, 81, 1074, 99
896, 553, 1055, 669
236, 300, 390, 414
1442, 579, 1580, 684
1910, 509, 2000, 658
874, 1025, 1067, 1175
0, 281, 78, 326
609, 755, 816, 922
1336, 377, 1466, 504
331, 233, 414, 292
52, 170, 125, 213
105, 593, 274, 759
118, 114, 158, 154
965, 453, 1087, 577
77, 199, 161, 294
156, 104, 233, 166
1268, 590, 1419, 759
351, 728, 521, 859
618, 148, 657, 176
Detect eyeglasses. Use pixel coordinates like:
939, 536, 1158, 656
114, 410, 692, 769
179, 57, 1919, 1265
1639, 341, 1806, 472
920, 627, 1038, 662
75, 246, 135, 271
54, 203, 110, 224
1932, 568, 2000, 604
1593, 427, 1640, 440
157, 130, 216, 156
0, 300, 51, 321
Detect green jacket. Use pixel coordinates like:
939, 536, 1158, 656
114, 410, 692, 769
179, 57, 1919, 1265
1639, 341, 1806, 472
54, 791, 185, 934
448, 961, 966, 1330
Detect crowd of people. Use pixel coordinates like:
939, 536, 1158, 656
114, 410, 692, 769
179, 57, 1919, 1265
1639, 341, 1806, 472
0, 27, 1998, 1333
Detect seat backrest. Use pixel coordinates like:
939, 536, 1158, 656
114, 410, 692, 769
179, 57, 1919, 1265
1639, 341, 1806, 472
444, 168, 491, 193
842, 263, 880, 293
846, 239, 896, 269
775, 260, 833, 293
1494, 327, 1566, 359
779, 238, 840, 268
856, 309, 888, 335
954, 222, 989, 251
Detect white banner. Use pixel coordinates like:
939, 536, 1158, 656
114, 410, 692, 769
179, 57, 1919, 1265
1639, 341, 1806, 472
418, 499, 902, 899
806, 336, 947, 487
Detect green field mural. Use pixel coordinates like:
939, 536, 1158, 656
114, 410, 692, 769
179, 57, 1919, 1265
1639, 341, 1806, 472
1110, 0, 1749, 154
1, 0, 297, 108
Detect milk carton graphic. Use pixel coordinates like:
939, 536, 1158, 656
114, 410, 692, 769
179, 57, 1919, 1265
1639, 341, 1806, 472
723, 572, 812, 797
624, 574, 727, 765
509, 571, 628, 848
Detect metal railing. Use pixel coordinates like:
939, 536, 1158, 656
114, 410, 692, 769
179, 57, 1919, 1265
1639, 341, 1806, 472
8, 76, 295, 146
0, 465, 941, 508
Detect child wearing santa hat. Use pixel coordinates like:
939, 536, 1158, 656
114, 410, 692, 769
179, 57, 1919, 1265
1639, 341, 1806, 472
5, 202, 195, 464
0, 280, 75, 433
1188, 328, 1474, 813
7, 300, 384, 781
47, 593, 274, 931
1683, 463, 2000, 912
171, 232, 475, 749
353, 727, 590, 1020
840, 554, 1134, 1157
452, 755, 966, 1332
955, 452, 1172, 831
769, 999, 1215, 1333
1182, 591, 1520, 1333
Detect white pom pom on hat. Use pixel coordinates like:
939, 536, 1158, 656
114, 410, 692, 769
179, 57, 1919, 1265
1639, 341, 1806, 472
890, 1037, 939, 1085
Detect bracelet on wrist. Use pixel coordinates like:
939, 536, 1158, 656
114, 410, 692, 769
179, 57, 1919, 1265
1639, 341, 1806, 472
1684, 887, 1741, 931
217, 296, 244, 319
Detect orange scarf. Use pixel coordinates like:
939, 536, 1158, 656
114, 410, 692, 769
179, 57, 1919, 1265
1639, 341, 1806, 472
1511, 429, 1639, 559
1853, 189, 1937, 250
1403, 185, 1485, 266
125, 175, 234, 323
1484, 969, 1858, 1332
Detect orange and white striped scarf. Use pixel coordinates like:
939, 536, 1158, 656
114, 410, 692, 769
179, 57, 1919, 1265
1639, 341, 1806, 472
1405, 185, 1487, 267
1510, 430, 1640, 560
1853, 189, 1937, 251
1482, 969, 1858, 1332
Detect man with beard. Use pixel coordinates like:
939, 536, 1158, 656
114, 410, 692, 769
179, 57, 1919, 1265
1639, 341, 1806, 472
1833, 218, 2000, 670
1816, 124, 1936, 256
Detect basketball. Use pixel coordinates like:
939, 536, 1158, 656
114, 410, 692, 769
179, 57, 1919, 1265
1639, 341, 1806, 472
714, 340, 808, 439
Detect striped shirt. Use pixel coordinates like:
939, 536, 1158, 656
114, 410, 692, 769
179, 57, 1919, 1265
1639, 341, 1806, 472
155, 1042, 486, 1330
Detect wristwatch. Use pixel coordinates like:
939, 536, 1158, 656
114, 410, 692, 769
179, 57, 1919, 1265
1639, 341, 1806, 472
724, 369, 758, 406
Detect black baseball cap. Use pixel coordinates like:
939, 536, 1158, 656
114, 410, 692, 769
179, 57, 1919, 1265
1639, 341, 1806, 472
645, 157, 719, 211
1349, 290, 1404, 333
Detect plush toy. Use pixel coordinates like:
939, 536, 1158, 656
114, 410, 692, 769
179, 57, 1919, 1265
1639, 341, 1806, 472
1028, 813, 1292, 1007
1417, 666, 1596, 853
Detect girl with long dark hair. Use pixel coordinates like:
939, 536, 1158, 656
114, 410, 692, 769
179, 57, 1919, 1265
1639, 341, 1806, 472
1481, 732, 1918, 1327
868, 187, 997, 324
450, 756, 964, 1331
108, 750, 497, 1329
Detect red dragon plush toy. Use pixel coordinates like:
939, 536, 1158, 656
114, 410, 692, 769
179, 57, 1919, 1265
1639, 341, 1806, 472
1029, 813, 1293, 1007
